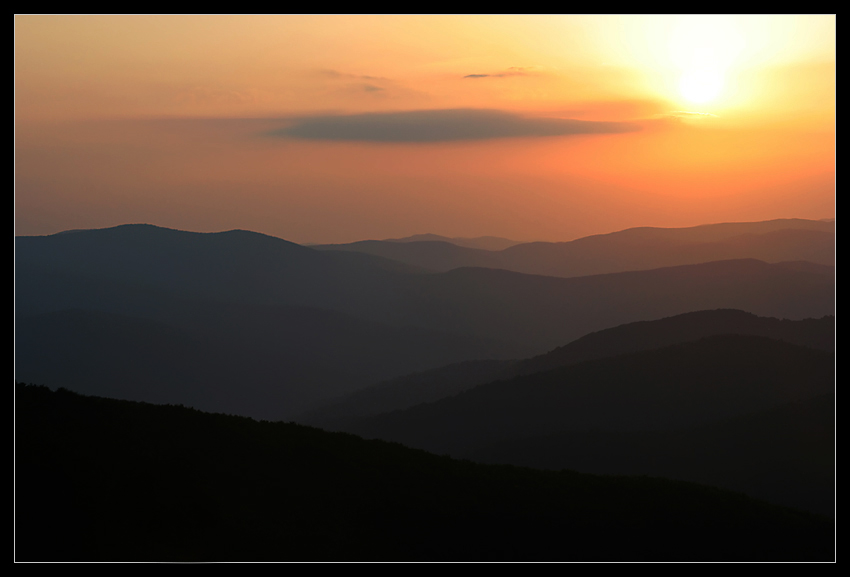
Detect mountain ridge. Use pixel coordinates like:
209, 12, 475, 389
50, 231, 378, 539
312, 218, 834, 277
297, 309, 834, 429
345, 335, 834, 455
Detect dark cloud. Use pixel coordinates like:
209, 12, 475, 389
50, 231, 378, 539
464, 74, 491, 78
268, 109, 641, 143
362, 84, 385, 92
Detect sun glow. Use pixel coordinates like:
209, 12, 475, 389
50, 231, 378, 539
669, 17, 743, 106
679, 66, 723, 104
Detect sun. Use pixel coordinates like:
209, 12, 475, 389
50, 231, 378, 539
668, 16, 743, 107
679, 67, 724, 104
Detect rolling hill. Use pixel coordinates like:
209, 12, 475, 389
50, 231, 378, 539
298, 310, 834, 429
345, 335, 834, 456
16, 384, 834, 561
314, 218, 834, 277
16, 225, 834, 419
471, 393, 835, 517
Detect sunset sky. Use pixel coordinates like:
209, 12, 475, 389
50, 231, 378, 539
15, 15, 835, 243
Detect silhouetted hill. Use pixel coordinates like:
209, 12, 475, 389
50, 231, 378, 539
314, 219, 834, 277
316, 239, 499, 272
384, 233, 521, 251
16, 224, 426, 316
17, 225, 834, 354
497, 221, 834, 278
297, 310, 834, 429
378, 259, 833, 352
347, 336, 834, 456
16, 225, 834, 421
513, 309, 835, 376
16, 384, 833, 561
297, 359, 517, 429
15, 302, 518, 420
471, 393, 835, 517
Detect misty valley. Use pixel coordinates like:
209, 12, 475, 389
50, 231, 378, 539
14, 217, 835, 561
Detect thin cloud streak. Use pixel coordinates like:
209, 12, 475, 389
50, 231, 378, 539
269, 109, 642, 143
463, 67, 535, 79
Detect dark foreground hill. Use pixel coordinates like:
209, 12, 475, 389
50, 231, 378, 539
298, 310, 834, 428
15, 384, 833, 561
471, 393, 835, 517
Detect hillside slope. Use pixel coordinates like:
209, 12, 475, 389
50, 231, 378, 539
16, 384, 833, 561
299, 310, 834, 428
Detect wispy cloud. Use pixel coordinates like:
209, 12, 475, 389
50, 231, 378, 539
463, 66, 536, 79
318, 69, 386, 82
663, 110, 720, 120
268, 109, 641, 143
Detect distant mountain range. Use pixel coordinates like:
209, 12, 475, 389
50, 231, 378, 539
313, 218, 834, 277
16, 221, 834, 418
14, 218, 836, 555
15, 225, 835, 353
382, 233, 522, 251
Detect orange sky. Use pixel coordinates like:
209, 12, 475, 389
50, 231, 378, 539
15, 15, 835, 242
